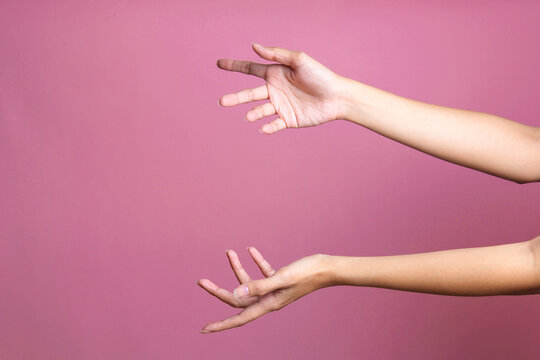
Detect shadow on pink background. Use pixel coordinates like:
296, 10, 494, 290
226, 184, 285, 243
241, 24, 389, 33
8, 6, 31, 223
1, 1, 539, 359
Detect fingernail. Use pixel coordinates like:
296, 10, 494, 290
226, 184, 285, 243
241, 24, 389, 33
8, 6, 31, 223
200, 329, 212, 334
233, 285, 249, 298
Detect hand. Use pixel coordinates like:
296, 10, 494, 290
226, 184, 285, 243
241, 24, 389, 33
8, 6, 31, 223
198, 247, 332, 333
217, 43, 347, 135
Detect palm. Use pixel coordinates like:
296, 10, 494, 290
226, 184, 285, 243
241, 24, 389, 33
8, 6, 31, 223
218, 44, 343, 134
265, 62, 340, 128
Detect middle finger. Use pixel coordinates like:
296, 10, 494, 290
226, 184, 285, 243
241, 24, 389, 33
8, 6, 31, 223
227, 250, 252, 284
198, 278, 256, 308
219, 85, 269, 107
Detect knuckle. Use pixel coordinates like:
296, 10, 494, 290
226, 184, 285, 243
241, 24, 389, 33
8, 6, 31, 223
232, 302, 242, 309
263, 261, 274, 273
264, 64, 279, 78
235, 318, 247, 328
257, 105, 264, 117
277, 270, 293, 286
270, 48, 278, 62
266, 104, 274, 116
250, 282, 260, 295
268, 298, 284, 312
293, 51, 309, 66
247, 89, 255, 102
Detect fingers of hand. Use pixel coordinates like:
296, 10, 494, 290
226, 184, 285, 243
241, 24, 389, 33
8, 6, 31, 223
226, 250, 251, 284
247, 247, 276, 277
217, 59, 267, 78
245, 102, 276, 122
233, 274, 283, 299
198, 279, 255, 308
261, 118, 287, 135
252, 43, 303, 67
219, 85, 269, 107
201, 300, 271, 333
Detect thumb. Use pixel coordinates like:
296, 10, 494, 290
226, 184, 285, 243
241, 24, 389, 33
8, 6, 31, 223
233, 275, 283, 299
252, 43, 303, 68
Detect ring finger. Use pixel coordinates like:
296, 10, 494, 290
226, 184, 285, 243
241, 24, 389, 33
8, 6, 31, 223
245, 102, 276, 122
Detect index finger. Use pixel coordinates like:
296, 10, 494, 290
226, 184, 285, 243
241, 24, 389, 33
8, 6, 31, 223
217, 59, 267, 78
247, 247, 275, 277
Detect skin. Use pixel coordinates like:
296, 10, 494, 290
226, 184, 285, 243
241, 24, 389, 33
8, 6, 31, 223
200, 44, 540, 334
217, 43, 540, 183
199, 239, 540, 333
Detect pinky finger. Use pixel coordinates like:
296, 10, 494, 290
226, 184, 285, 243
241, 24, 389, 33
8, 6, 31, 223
260, 118, 287, 135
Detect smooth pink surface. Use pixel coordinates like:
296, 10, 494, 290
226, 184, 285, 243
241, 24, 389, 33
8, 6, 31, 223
1, 1, 539, 359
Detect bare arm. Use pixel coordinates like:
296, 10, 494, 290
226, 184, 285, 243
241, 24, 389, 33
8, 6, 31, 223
338, 78, 540, 183
198, 237, 540, 333
329, 236, 540, 296
218, 44, 540, 183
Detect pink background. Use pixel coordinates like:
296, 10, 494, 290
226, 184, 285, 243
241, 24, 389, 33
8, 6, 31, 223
1, 1, 539, 359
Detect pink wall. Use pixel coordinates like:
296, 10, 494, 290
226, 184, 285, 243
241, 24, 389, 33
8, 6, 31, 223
1, 0, 539, 359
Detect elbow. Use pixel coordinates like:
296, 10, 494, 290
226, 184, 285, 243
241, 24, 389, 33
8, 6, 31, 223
513, 176, 539, 185
507, 173, 538, 185
513, 178, 533, 185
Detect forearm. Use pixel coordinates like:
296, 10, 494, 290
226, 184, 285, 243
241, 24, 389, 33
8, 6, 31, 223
337, 77, 540, 183
326, 237, 540, 296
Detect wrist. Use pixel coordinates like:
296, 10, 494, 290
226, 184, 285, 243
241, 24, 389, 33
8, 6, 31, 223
310, 254, 339, 288
335, 76, 366, 123
336, 76, 384, 128
320, 255, 350, 287
324, 255, 375, 287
